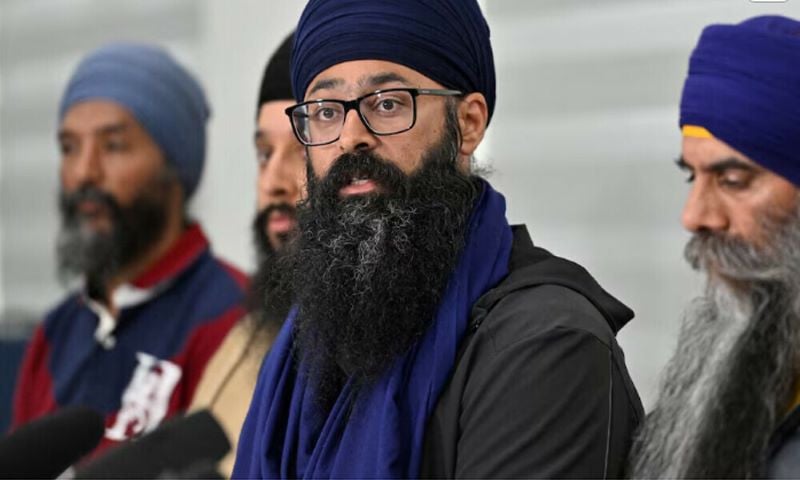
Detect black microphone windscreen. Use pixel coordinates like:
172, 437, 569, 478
75, 410, 230, 479
0, 406, 105, 479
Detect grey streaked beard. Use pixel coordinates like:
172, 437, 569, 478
630, 203, 800, 479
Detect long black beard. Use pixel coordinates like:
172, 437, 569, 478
248, 205, 295, 332
630, 208, 800, 479
56, 179, 170, 300
290, 122, 479, 410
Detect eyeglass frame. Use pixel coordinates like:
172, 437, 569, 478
284, 87, 463, 147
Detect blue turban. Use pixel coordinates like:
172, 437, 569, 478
59, 42, 210, 199
680, 15, 800, 186
291, 0, 496, 123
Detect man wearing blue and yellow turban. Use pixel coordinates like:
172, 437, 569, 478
631, 15, 800, 479
233, 1, 643, 478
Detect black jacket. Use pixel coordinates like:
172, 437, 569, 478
767, 406, 800, 477
420, 225, 643, 478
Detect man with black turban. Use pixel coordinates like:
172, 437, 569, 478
234, 1, 642, 478
630, 15, 800, 479
189, 32, 304, 478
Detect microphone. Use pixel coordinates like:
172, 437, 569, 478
74, 410, 230, 479
0, 406, 105, 479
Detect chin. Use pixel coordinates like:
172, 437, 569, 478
705, 269, 751, 296
80, 217, 112, 235
267, 231, 293, 253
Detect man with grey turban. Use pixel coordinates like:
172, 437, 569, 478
11, 42, 247, 459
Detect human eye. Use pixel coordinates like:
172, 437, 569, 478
105, 136, 128, 152
674, 159, 694, 183
367, 92, 409, 115
310, 103, 342, 123
718, 169, 754, 190
377, 98, 399, 112
256, 148, 272, 167
59, 139, 77, 157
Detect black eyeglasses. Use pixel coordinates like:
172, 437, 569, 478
284, 88, 462, 147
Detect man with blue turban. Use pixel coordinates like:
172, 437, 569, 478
11, 43, 247, 458
234, 1, 642, 478
630, 15, 800, 479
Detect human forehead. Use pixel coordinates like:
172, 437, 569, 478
680, 136, 759, 170
60, 99, 140, 135
257, 100, 296, 135
304, 60, 445, 100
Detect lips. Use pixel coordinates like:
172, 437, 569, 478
76, 200, 108, 218
268, 211, 296, 234
339, 177, 379, 196
312, 152, 405, 201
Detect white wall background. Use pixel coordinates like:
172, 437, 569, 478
1, 0, 799, 408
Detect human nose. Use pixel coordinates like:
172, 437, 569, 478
681, 181, 728, 234
336, 107, 377, 153
260, 153, 303, 206
65, 140, 104, 188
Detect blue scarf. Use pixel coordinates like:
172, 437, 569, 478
233, 180, 513, 478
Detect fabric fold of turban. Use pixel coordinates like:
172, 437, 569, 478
680, 15, 800, 186
291, 0, 496, 123
59, 42, 210, 199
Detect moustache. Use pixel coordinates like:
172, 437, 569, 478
258, 203, 297, 232
684, 230, 784, 283
253, 202, 298, 253
60, 185, 120, 220
263, 202, 296, 219
310, 152, 409, 201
